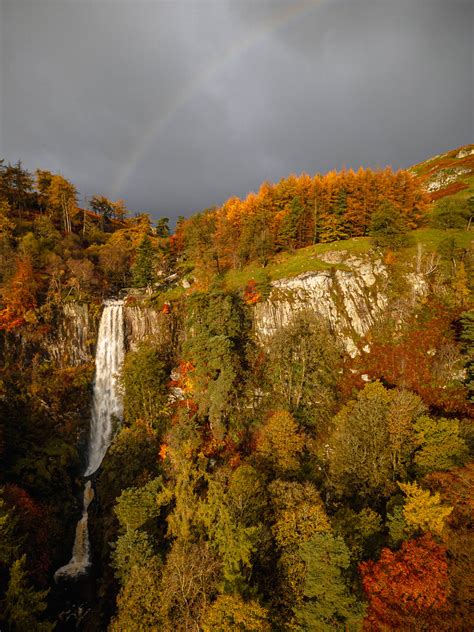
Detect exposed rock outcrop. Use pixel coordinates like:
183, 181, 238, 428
123, 303, 182, 352
48, 303, 97, 366
253, 253, 427, 357
123, 305, 164, 350
49, 253, 430, 363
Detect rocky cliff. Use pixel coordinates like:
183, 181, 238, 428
48, 301, 178, 366
48, 302, 98, 367
253, 251, 428, 357
48, 251, 429, 363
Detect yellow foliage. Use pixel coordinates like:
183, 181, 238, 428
202, 594, 271, 632
256, 410, 305, 474
0, 201, 14, 237
270, 480, 330, 549
399, 481, 453, 536
453, 262, 470, 307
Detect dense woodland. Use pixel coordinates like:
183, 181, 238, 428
0, 157, 473, 631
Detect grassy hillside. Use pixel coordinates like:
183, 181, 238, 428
219, 146, 474, 291
410, 143, 474, 202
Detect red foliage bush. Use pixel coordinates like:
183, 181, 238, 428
359, 534, 450, 630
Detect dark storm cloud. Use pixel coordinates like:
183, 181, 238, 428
0, 0, 472, 222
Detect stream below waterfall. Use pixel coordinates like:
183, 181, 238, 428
53, 301, 125, 626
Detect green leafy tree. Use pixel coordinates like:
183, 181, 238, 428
269, 480, 330, 618
111, 528, 156, 585
328, 383, 422, 500
387, 504, 412, 546
332, 507, 383, 563
459, 311, 474, 401
328, 382, 393, 500
114, 476, 168, 532
165, 437, 206, 542
295, 532, 363, 631
184, 290, 250, 439
437, 236, 466, 277
270, 480, 330, 551
97, 421, 161, 512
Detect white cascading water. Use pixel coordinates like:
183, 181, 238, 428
84, 300, 125, 477
55, 300, 125, 582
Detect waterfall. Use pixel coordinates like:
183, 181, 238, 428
54, 300, 125, 582
54, 482, 95, 581
84, 300, 125, 476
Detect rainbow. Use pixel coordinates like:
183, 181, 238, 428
110, 1, 320, 200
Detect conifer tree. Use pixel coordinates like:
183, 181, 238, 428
0, 497, 19, 567
279, 197, 306, 250
369, 201, 409, 249
132, 235, 155, 287
1, 555, 52, 632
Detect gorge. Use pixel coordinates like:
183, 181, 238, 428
54, 301, 125, 583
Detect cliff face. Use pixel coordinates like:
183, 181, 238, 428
48, 302, 178, 367
48, 252, 429, 362
253, 252, 427, 356
123, 305, 167, 349
124, 304, 182, 355
48, 303, 98, 367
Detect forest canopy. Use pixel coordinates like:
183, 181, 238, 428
0, 153, 472, 630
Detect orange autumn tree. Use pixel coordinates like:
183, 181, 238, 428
0, 257, 38, 331
423, 464, 474, 629
243, 279, 261, 305
359, 534, 450, 630
178, 167, 429, 273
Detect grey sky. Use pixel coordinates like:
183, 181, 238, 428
0, 0, 472, 222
